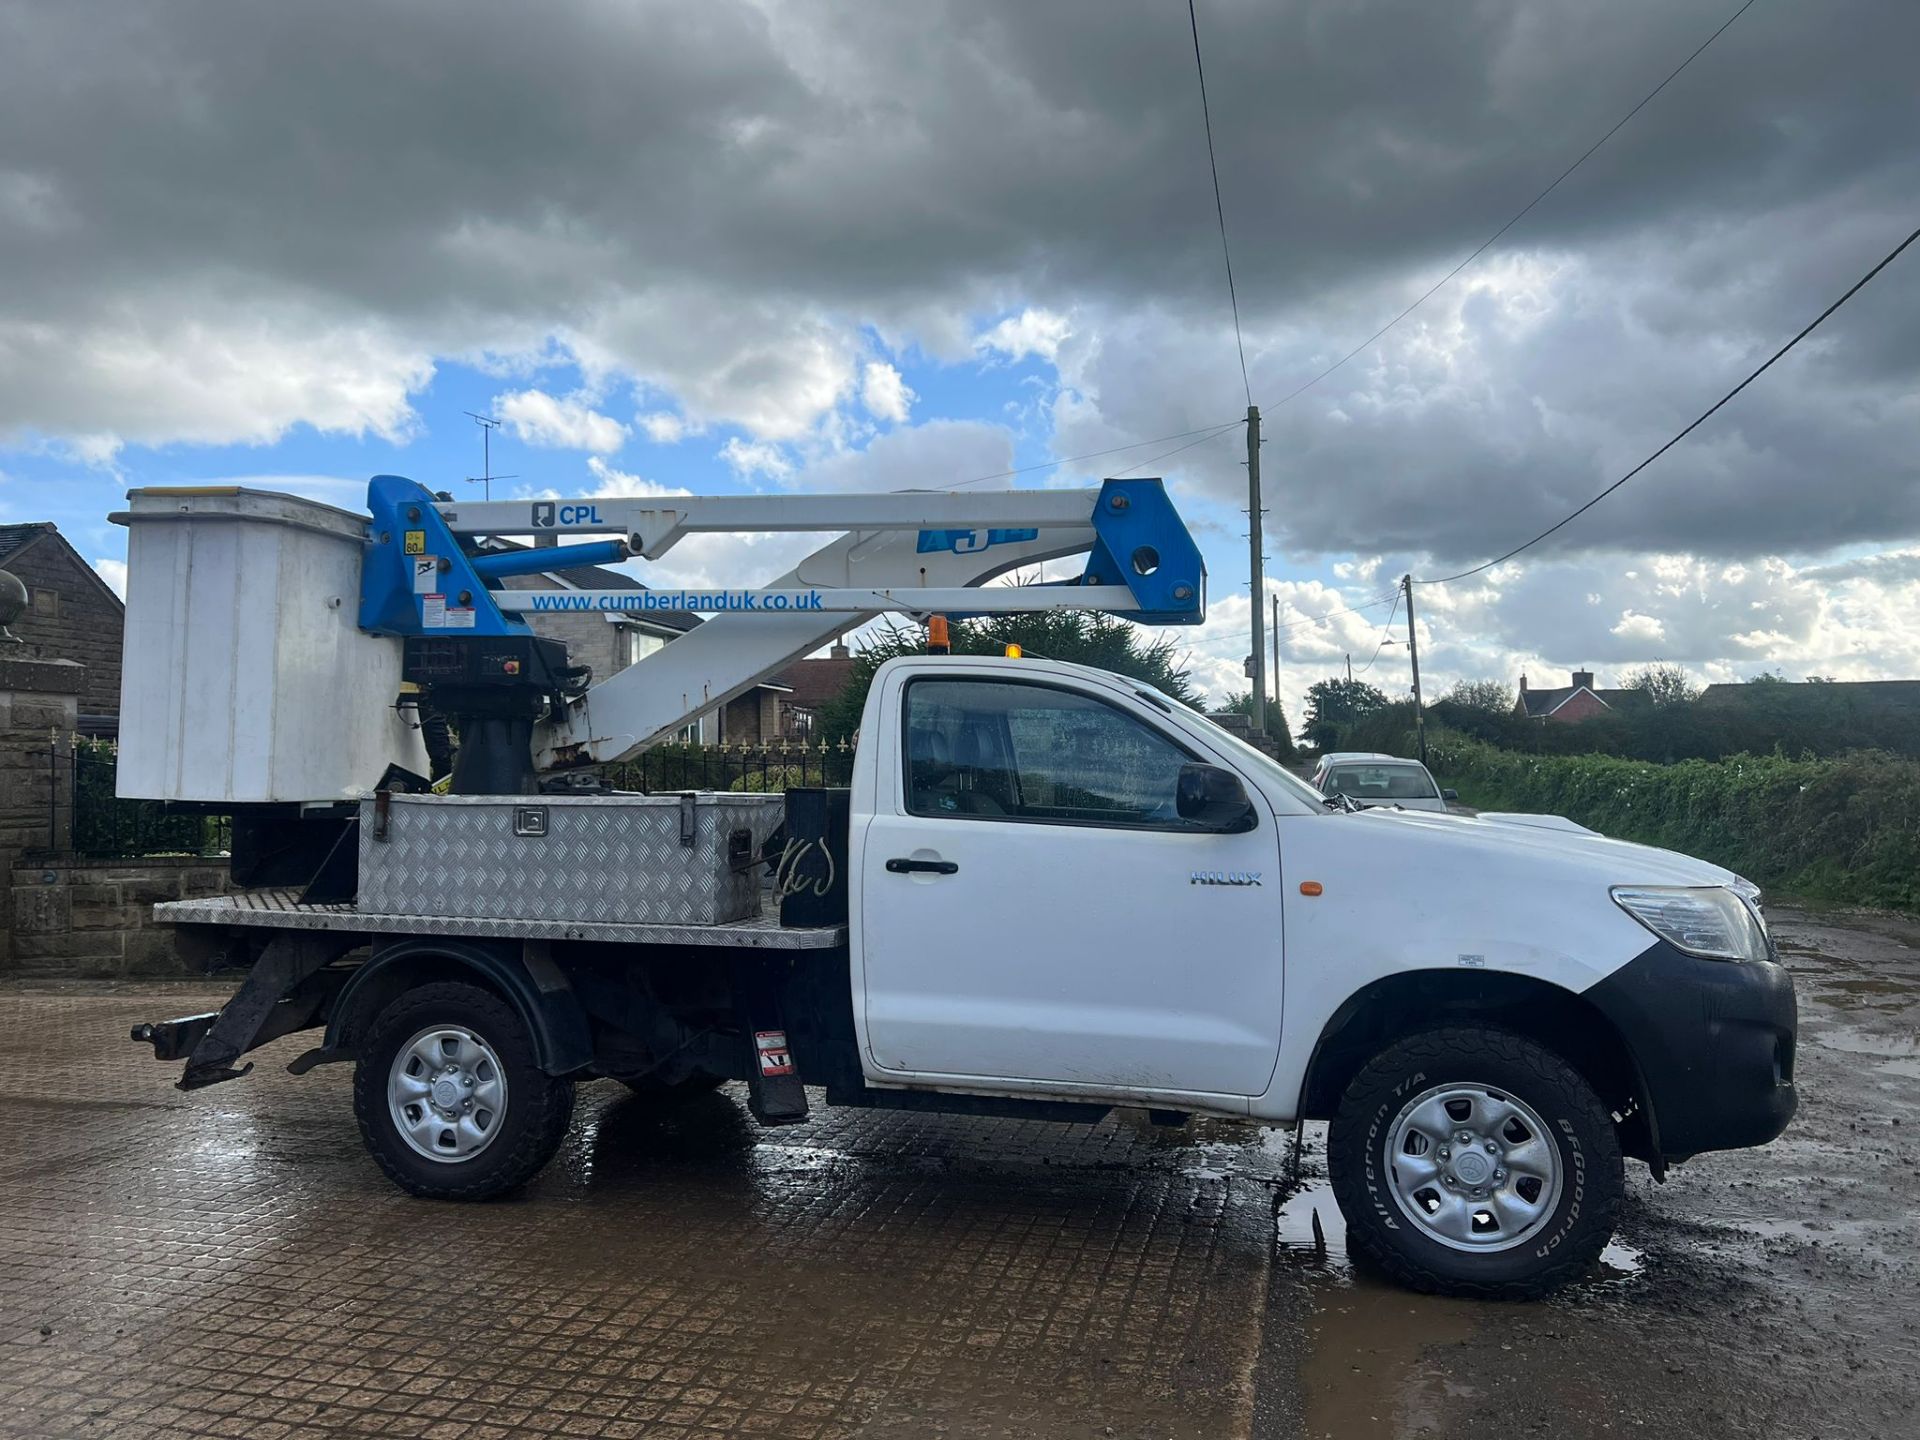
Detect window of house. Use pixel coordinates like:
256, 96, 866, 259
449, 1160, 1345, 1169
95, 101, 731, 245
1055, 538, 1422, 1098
902, 677, 1201, 828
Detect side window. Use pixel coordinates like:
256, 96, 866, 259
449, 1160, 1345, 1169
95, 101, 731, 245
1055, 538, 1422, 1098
903, 678, 1200, 827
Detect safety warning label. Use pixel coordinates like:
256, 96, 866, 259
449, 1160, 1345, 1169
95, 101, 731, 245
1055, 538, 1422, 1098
754, 1030, 794, 1077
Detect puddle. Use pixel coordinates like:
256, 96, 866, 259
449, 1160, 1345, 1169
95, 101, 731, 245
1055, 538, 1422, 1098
1278, 1173, 1485, 1438
1811, 1025, 1920, 1079
1597, 1237, 1645, 1280
1274, 1124, 1647, 1438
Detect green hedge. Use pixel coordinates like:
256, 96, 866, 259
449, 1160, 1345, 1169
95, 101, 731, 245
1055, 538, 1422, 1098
1426, 734, 1920, 913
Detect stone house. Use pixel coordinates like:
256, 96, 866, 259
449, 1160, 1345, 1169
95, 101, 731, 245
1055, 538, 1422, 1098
0, 523, 125, 728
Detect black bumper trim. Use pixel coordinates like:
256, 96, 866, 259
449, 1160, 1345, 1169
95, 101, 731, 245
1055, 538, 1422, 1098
1585, 938, 1798, 1160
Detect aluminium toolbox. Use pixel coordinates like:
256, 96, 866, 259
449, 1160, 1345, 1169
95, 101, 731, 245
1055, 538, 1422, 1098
357, 792, 785, 925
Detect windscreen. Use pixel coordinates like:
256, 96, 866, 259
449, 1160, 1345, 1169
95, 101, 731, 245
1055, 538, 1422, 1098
1325, 764, 1440, 801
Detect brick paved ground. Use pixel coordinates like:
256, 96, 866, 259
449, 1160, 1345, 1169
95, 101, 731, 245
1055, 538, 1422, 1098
0, 985, 1289, 1440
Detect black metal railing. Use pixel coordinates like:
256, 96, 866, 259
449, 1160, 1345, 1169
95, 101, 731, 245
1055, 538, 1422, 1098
59, 740, 231, 859
601, 740, 856, 794
51, 738, 844, 859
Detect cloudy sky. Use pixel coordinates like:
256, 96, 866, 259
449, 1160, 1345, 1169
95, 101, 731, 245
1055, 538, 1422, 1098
2, 0, 1916, 725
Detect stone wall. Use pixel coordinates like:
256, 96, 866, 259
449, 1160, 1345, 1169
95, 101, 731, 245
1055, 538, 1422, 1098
3, 533, 124, 718
0, 656, 236, 978
9, 856, 237, 978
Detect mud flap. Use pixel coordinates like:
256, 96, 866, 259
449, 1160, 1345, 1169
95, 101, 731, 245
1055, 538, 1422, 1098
736, 958, 809, 1126
169, 933, 353, 1090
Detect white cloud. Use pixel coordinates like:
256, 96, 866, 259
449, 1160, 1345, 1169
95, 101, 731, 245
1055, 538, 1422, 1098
584, 456, 689, 499
495, 389, 629, 453
719, 436, 794, 481
859, 361, 915, 425
975, 308, 1071, 364
639, 411, 692, 444
91, 557, 126, 598
789, 418, 1014, 493
1609, 610, 1666, 643
0, 298, 431, 454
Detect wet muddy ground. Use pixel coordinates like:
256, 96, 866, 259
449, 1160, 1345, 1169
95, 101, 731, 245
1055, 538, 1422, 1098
0, 904, 1914, 1438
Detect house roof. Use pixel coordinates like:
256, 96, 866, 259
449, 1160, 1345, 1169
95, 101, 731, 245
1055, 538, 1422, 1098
772, 655, 857, 710
0, 523, 55, 566
0, 522, 126, 611
1517, 684, 1651, 719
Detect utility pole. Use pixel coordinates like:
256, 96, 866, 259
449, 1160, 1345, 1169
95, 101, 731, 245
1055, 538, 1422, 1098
1345, 653, 1352, 684
1404, 574, 1427, 764
1270, 593, 1280, 718
1246, 405, 1266, 736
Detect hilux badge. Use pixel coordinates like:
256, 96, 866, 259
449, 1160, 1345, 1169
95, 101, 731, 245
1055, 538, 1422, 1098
1190, 870, 1262, 886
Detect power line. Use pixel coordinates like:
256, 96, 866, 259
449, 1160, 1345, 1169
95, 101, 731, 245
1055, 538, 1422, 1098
1267, 0, 1761, 413
1421, 222, 1920, 586
944, 419, 1244, 490
1112, 418, 1246, 476
1186, 0, 1253, 409
1351, 588, 1404, 674
1181, 591, 1400, 652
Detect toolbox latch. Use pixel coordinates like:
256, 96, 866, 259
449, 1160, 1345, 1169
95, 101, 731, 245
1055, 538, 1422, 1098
678, 792, 696, 848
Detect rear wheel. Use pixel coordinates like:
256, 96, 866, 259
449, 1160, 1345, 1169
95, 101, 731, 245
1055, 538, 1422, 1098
353, 981, 575, 1199
1328, 1025, 1622, 1299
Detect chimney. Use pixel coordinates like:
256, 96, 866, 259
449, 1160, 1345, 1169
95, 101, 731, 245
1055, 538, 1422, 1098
1571, 668, 1594, 691
829, 634, 849, 660
1518, 673, 1528, 694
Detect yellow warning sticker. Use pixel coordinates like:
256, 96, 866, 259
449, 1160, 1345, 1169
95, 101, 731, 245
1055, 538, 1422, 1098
403, 529, 426, 555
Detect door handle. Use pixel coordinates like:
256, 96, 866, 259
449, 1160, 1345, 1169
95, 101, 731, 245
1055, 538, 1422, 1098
886, 858, 958, 875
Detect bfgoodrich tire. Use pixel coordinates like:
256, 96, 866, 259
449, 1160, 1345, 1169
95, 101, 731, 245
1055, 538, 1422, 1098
353, 981, 576, 1200
1328, 1026, 1623, 1299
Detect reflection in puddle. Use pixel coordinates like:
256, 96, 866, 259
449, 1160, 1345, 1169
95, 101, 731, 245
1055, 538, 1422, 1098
1280, 1169, 1484, 1439
1812, 1024, 1920, 1079
1277, 1124, 1642, 1439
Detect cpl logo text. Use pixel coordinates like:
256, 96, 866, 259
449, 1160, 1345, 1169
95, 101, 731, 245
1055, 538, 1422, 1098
531, 502, 604, 527
1190, 870, 1262, 886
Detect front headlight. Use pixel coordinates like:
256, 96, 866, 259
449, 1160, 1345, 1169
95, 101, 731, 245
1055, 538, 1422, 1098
1611, 885, 1770, 963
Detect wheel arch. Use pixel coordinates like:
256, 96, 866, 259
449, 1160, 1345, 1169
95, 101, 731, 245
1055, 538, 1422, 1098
325, 938, 593, 1076
1298, 968, 1663, 1171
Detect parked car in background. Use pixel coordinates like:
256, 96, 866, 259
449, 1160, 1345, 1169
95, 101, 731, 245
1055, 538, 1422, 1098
1310, 754, 1457, 812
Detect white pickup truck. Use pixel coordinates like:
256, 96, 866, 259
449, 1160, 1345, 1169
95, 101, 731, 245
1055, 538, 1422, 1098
136, 650, 1798, 1299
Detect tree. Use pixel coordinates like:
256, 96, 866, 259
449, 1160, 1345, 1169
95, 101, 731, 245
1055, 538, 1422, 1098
1621, 663, 1700, 708
815, 612, 1201, 741
1445, 678, 1513, 713
1302, 677, 1389, 749
1219, 691, 1298, 762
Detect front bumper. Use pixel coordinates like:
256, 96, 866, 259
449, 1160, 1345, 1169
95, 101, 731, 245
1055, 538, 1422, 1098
1585, 938, 1798, 1160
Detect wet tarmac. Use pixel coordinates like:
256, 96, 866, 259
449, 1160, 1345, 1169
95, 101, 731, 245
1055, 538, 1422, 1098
0, 904, 1915, 1438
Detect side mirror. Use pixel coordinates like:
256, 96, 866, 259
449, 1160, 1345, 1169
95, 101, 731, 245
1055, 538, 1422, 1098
1177, 763, 1256, 831
1441, 788, 1459, 803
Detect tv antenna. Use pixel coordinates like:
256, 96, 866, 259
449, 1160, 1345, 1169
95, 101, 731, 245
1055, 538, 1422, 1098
463, 412, 518, 500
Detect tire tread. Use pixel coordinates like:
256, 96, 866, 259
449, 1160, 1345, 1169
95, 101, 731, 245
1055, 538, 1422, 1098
1328, 1024, 1623, 1300
352, 981, 575, 1200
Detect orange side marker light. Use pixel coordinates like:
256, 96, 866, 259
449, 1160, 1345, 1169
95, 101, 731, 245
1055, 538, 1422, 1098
1299, 881, 1324, 897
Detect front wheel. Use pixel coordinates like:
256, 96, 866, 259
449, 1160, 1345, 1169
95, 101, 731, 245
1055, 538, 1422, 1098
1328, 1026, 1623, 1299
353, 981, 576, 1200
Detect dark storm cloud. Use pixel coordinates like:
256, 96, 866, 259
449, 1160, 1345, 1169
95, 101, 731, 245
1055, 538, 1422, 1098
0, 0, 1914, 557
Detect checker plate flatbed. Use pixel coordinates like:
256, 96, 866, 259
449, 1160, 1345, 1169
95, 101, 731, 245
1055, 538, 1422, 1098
155, 889, 846, 950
